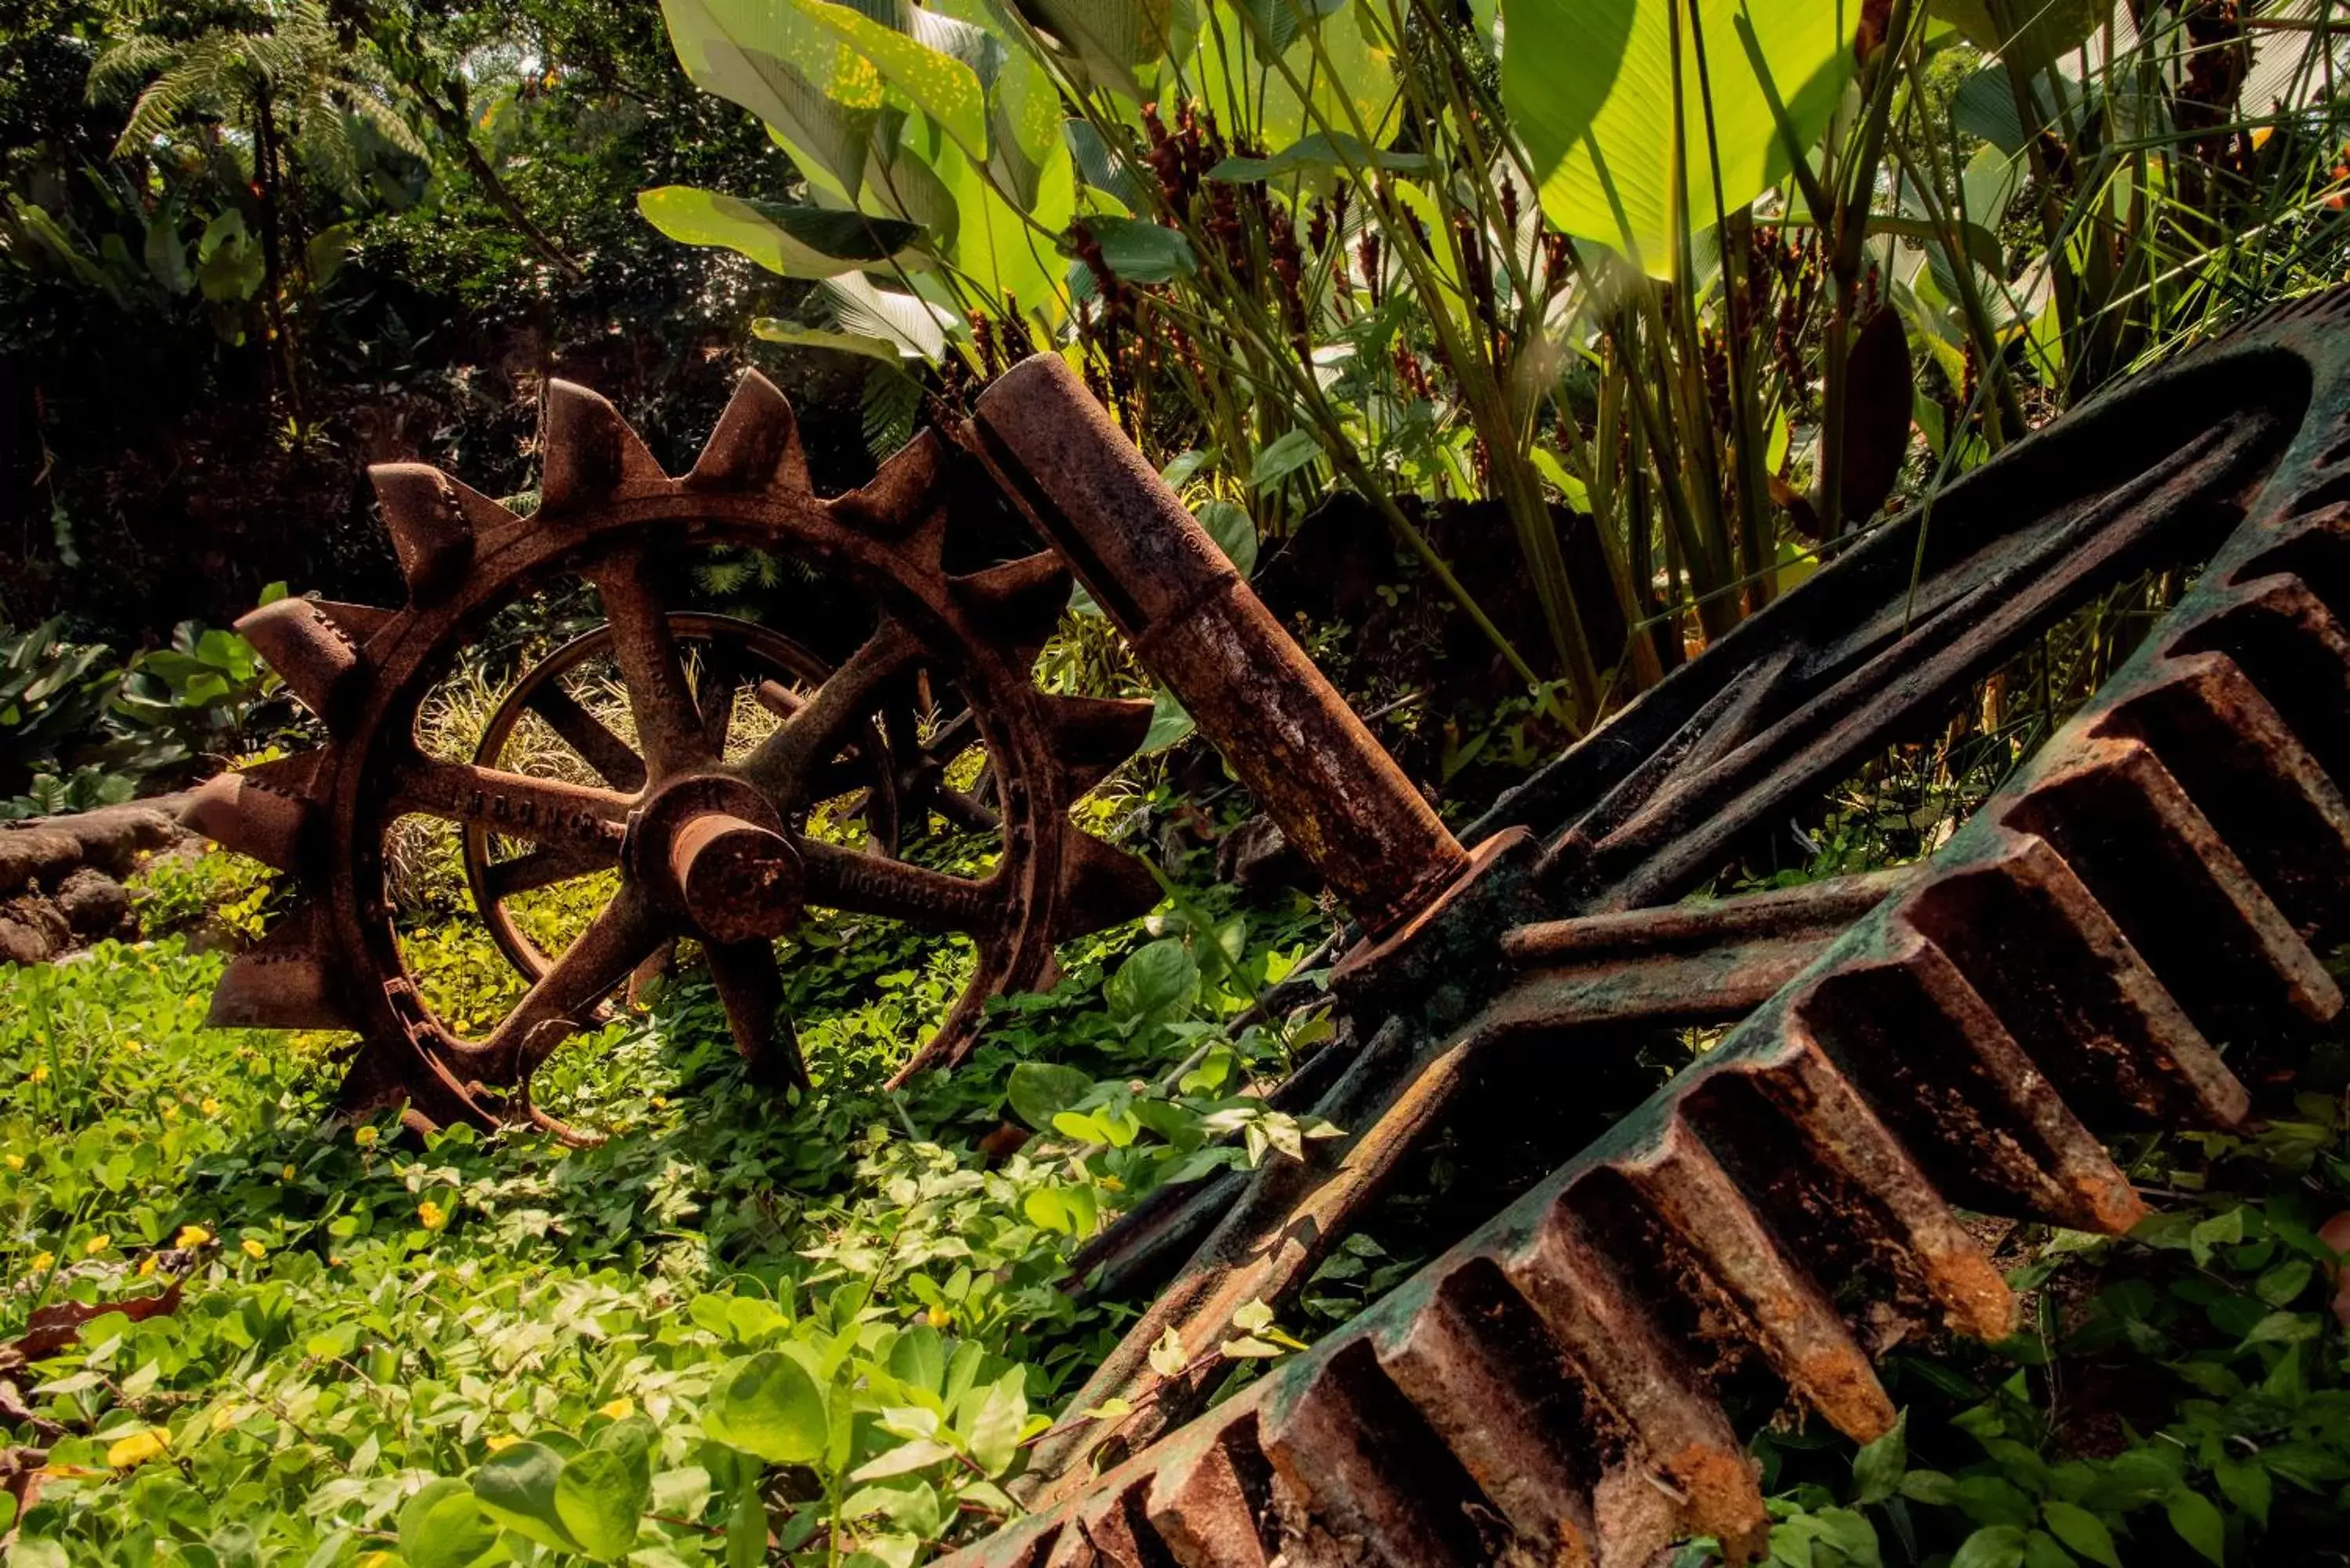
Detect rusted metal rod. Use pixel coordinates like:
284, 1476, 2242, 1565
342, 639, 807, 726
969, 356, 1470, 936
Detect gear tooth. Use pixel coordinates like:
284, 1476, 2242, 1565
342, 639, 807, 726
179, 752, 326, 870
540, 380, 669, 512
368, 463, 482, 595
1042, 693, 1155, 797
1054, 831, 1162, 940
237, 598, 367, 732
949, 551, 1072, 663
689, 370, 811, 494
830, 428, 945, 539
204, 904, 355, 1031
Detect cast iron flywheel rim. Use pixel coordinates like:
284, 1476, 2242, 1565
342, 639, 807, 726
181, 372, 1163, 1132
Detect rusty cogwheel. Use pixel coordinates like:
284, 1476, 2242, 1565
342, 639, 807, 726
181, 373, 1161, 1130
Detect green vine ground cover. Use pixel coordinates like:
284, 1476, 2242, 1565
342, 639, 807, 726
5, 846, 2350, 1568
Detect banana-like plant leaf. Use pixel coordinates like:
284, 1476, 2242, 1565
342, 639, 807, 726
658, 0, 883, 202
1207, 131, 1428, 183
1933, 0, 2112, 78
789, 0, 988, 160
1502, 0, 1860, 278
1019, 0, 1198, 101
820, 272, 960, 361
751, 321, 915, 365
638, 187, 923, 276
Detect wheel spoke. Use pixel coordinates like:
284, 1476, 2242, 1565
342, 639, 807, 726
742, 622, 920, 803
591, 554, 707, 777
393, 756, 632, 851
797, 836, 1003, 933
486, 842, 616, 901
697, 647, 741, 757
706, 939, 808, 1091
523, 684, 646, 793
479, 890, 663, 1078
753, 679, 805, 721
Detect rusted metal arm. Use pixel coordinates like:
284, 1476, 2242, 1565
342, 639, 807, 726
968, 356, 1470, 937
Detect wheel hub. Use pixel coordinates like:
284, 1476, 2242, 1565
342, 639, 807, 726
627, 774, 804, 944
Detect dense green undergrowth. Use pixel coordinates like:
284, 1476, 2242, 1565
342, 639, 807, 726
5, 858, 2350, 1568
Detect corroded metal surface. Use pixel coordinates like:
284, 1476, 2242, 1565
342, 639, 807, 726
968, 357, 1471, 937
183, 374, 1162, 1127
941, 290, 2350, 1563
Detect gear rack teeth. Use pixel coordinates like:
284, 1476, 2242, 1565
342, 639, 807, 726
1687, 1035, 2015, 1343
369, 463, 494, 595
236, 598, 373, 733
1617, 1122, 1896, 1442
1038, 693, 1155, 797
540, 379, 670, 511
204, 903, 352, 1031
689, 370, 811, 494
1898, 833, 2248, 1130
178, 752, 326, 872
1798, 940, 2149, 1236
2002, 735, 2341, 1040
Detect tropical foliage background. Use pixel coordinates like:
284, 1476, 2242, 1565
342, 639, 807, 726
8, 2, 2350, 1565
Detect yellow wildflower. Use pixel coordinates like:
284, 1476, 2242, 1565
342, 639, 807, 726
107, 1428, 171, 1468
358, 1553, 397, 1568
242, 1238, 266, 1261
161, 1104, 179, 1121
485, 1434, 520, 1453
84, 1235, 110, 1256
122, 1039, 141, 1053
597, 1397, 634, 1422
29, 1251, 53, 1275
417, 1200, 447, 1231
649, 1096, 669, 1110
27, 1065, 48, 1085
175, 1224, 213, 1248
281, 1164, 297, 1182
138, 1255, 157, 1277
4, 1154, 24, 1171
926, 1304, 953, 1331
353, 1126, 379, 1148
200, 1099, 219, 1117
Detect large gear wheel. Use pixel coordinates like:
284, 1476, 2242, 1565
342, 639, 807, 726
182, 372, 1162, 1130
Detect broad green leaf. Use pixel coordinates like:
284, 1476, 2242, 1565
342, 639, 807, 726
1141, 686, 1194, 751
399, 1480, 504, 1568
1007, 1060, 1094, 1131
927, 132, 1078, 330
638, 188, 923, 278
554, 1447, 648, 1560
2041, 1502, 2120, 1568
752, 322, 911, 365
2164, 1487, 2225, 1566
1252, 429, 1321, 490
1076, 215, 1195, 282
704, 1351, 830, 1465
1184, 1, 1399, 154
659, 0, 883, 201
1853, 1409, 1907, 1505
1021, 0, 1196, 99
1932, 0, 2112, 77
934, 0, 1063, 210
968, 1374, 1026, 1476
472, 1442, 581, 1554
1503, 0, 1860, 277
848, 1437, 958, 1479
1105, 938, 1198, 1025
1208, 130, 1429, 182
790, 0, 987, 158
1950, 1525, 2028, 1568
1195, 499, 1258, 576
